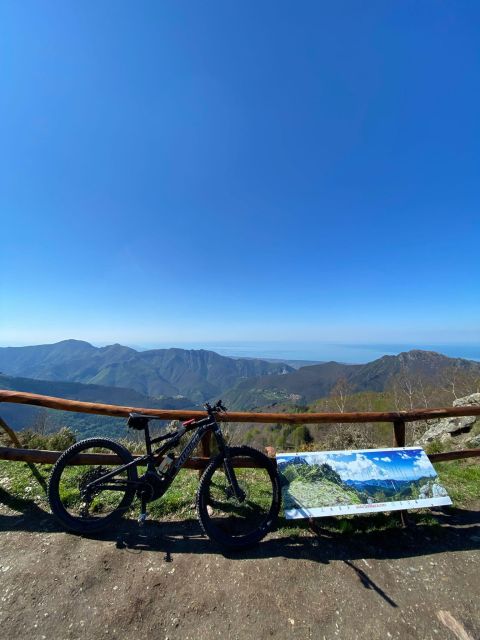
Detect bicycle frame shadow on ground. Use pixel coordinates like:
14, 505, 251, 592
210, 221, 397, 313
1, 485, 479, 565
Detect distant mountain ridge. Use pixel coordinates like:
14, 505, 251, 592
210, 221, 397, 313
0, 340, 294, 403
223, 349, 480, 409
0, 372, 195, 436
2, 341, 480, 415
0, 372, 193, 409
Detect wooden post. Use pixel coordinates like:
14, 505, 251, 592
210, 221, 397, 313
0, 414, 47, 491
392, 419, 408, 527
0, 415, 22, 448
393, 419, 406, 447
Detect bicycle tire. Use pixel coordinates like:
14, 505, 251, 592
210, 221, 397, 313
196, 445, 281, 550
48, 437, 138, 534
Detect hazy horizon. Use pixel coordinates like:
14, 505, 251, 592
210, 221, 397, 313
2, 338, 480, 365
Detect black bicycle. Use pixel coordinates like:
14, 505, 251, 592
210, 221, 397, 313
48, 400, 281, 550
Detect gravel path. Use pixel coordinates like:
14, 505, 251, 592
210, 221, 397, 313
0, 502, 479, 640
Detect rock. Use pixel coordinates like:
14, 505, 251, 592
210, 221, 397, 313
417, 393, 480, 445
453, 392, 480, 407
418, 416, 477, 443
466, 434, 480, 448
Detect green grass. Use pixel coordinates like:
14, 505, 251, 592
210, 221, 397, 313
147, 470, 199, 519
0, 460, 200, 519
277, 458, 479, 536
0, 457, 478, 535
0, 460, 51, 510
434, 459, 480, 507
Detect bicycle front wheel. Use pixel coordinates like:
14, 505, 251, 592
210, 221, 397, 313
48, 438, 138, 534
196, 446, 281, 550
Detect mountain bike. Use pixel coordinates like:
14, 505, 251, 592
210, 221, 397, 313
48, 400, 281, 550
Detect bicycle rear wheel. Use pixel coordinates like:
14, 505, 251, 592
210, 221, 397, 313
48, 438, 138, 534
196, 446, 280, 550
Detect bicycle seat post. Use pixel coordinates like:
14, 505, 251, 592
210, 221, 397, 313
144, 421, 153, 457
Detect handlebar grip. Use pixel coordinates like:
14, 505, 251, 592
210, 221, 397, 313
204, 400, 228, 414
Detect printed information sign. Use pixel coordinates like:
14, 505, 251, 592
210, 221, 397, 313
277, 447, 451, 519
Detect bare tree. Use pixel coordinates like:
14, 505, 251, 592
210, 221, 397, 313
390, 367, 433, 411
329, 376, 354, 444
330, 376, 351, 413
439, 365, 480, 402
30, 409, 54, 435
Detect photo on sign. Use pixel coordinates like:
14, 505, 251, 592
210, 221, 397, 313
276, 447, 452, 519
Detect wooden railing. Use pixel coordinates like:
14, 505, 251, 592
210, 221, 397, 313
0, 389, 480, 467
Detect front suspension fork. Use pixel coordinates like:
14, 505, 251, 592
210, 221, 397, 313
213, 429, 246, 503
223, 457, 246, 502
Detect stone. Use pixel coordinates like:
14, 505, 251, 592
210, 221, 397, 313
453, 392, 480, 407
466, 434, 480, 448
417, 393, 480, 445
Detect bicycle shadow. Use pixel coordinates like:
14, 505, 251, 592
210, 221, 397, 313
2, 488, 478, 612
1, 485, 479, 565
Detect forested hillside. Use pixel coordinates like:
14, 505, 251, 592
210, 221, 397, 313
0, 373, 194, 438
1, 344, 479, 446
0, 340, 293, 402
224, 350, 480, 409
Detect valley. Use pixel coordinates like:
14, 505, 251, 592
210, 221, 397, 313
0, 341, 479, 448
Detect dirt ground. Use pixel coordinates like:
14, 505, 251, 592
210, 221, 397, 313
0, 496, 479, 640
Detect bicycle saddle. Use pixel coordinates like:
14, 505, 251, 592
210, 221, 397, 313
127, 412, 160, 430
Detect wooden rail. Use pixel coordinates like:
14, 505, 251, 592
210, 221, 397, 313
2, 389, 480, 423
0, 389, 479, 466
426, 449, 480, 462
0, 447, 263, 468
1, 446, 478, 467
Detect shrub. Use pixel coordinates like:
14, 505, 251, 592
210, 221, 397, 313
425, 439, 447, 455
20, 427, 76, 451
48, 427, 77, 451
320, 424, 376, 451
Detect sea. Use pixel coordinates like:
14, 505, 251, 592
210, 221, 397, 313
136, 342, 480, 364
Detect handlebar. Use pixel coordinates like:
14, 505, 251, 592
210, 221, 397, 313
181, 400, 227, 428
204, 400, 227, 415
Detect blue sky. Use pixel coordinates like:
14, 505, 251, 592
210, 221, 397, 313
1, 2, 479, 350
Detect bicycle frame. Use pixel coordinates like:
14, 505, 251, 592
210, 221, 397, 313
85, 413, 241, 499
48, 398, 279, 548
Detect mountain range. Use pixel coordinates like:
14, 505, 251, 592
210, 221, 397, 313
0, 372, 193, 435
1, 341, 480, 435
222, 349, 480, 409
0, 339, 293, 403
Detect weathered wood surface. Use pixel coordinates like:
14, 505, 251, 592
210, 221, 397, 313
1, 445, 479, 466
0, 415, 22, 448
0, 447, 268, 468
392, 420, 408, 525
393, 420, 406, 447
427, 449, 480, 462
2, 389, 480, 424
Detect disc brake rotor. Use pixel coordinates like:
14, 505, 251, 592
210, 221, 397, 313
78, 466, 110, 516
